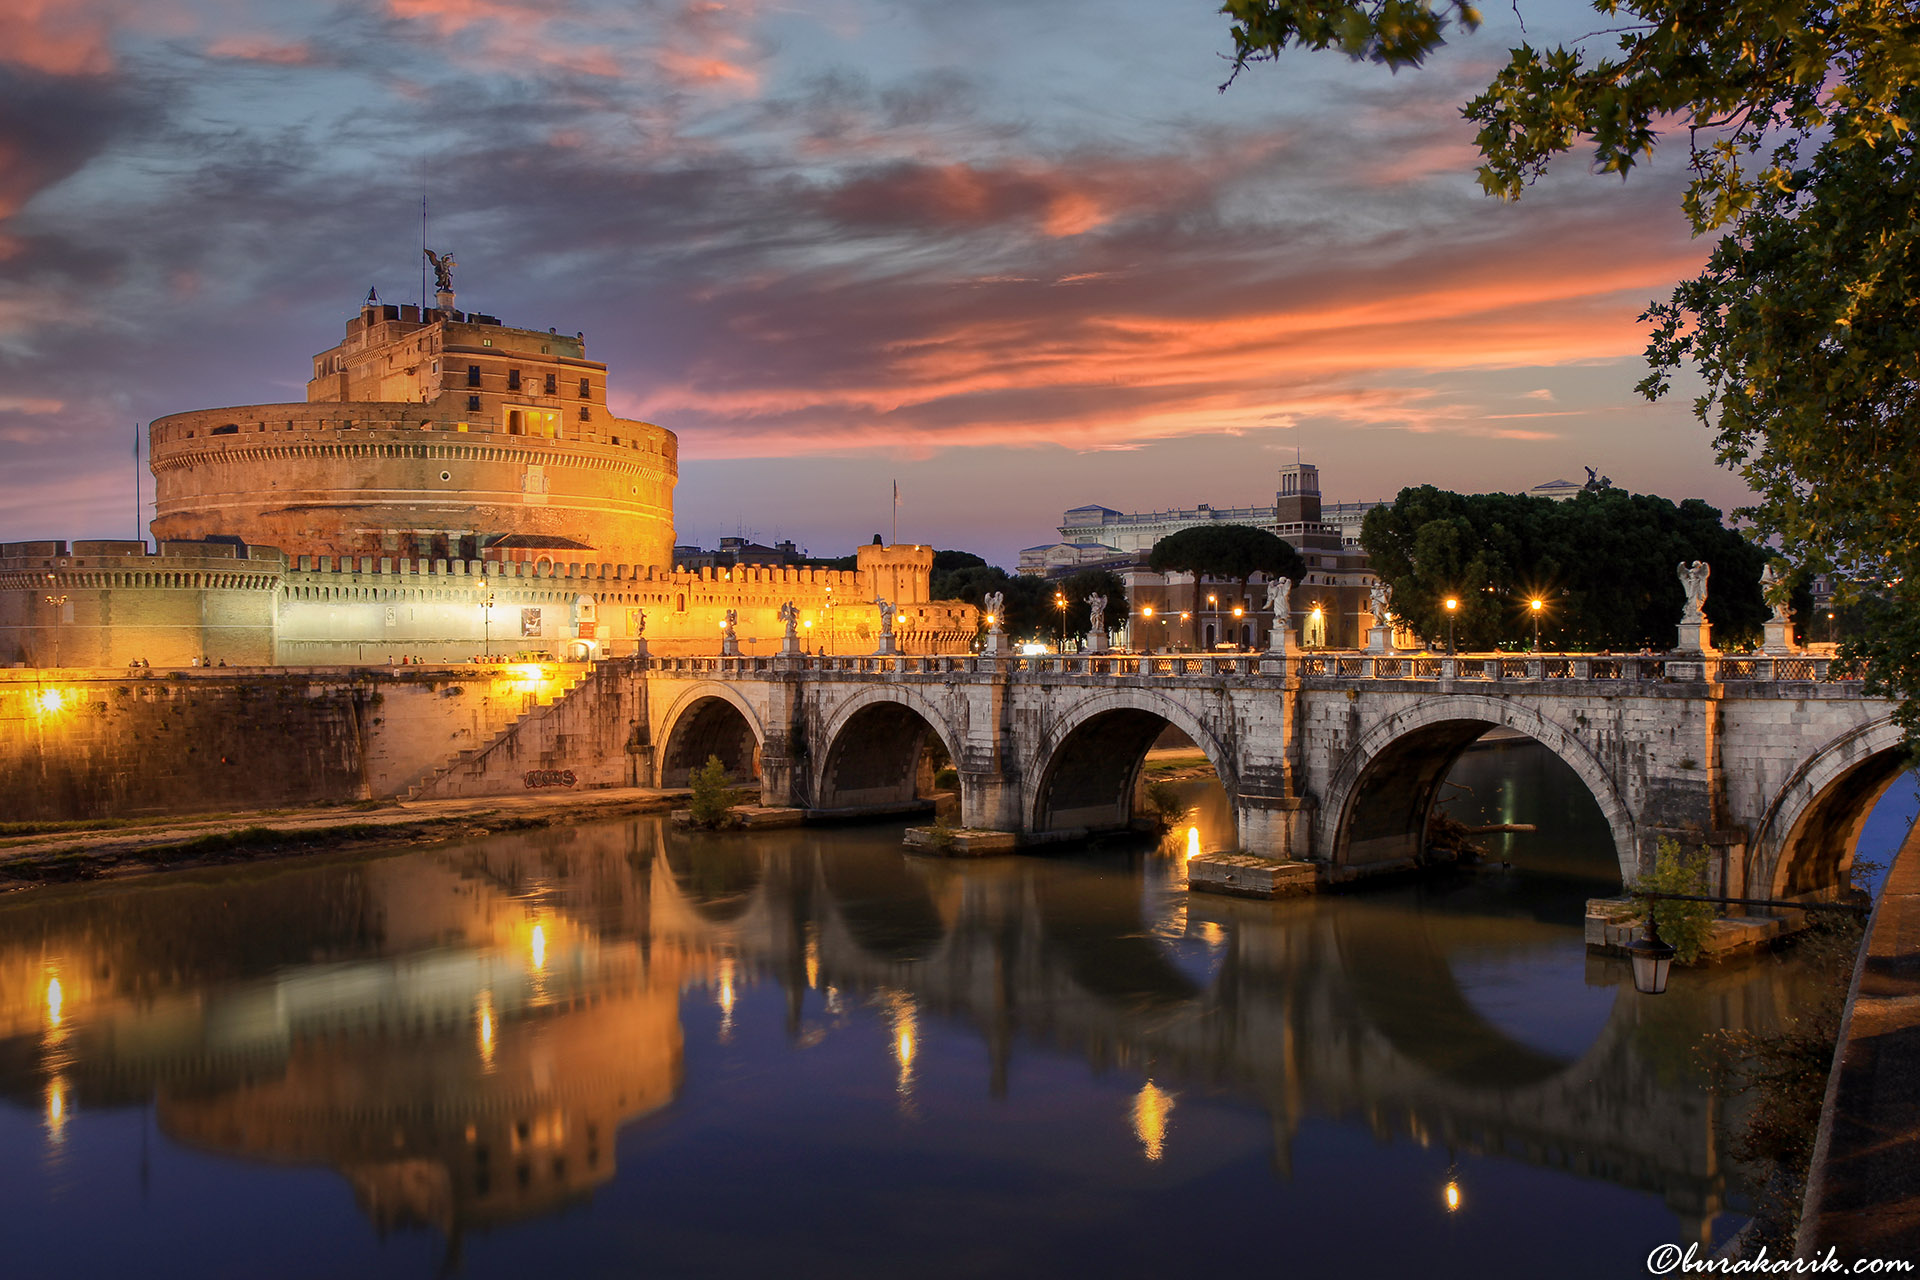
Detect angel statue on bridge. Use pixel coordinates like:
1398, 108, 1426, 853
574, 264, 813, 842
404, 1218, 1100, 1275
1678, 561, 1710, 623
1087, 593, 1107, 634
1264, 575, 1292, 621
983, 591, 1004, 630
723, 608, 738, 632
1368, 580, 1391, 623
777, 600, 799, 638
877, 599, 896, 634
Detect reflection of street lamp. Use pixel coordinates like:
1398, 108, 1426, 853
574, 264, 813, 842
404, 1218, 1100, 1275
1529, 597, 1544, 652
1444, 596, 1459, 656
42, 593, 67, 667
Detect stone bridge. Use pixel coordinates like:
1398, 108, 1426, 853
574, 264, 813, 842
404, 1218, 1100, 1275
630, 649, 1903, 901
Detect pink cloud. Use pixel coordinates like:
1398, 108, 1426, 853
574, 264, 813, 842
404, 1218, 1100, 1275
0, 0, 116, 75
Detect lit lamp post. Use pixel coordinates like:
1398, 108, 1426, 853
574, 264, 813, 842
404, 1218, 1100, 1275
1054, 591, 1067, 651
479, 575, 494, 659
1232, 605, 1244, 650
1529, 597, 1544, 653
1207, 592, 1217, 647
43, 593, 67, 668
1180, 611, 1191, 653
1140, 605, 1154, 653
1444, 596, 1459, 656
1309, 604, 1323, 649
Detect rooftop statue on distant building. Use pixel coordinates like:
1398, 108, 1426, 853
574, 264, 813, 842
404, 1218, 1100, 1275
424, 248, 456, 295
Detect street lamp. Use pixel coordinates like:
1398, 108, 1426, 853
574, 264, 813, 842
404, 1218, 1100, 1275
1232, 605, 1244, 650
1444, 596, 1459, 656
1054, 591, 1067, 651
479, 575, 495, 659
1140, 605, 1154, 654
43, 593, 67, 668
1529, 597, 1544, 653
1309, 604, 1323, 649
1625, 909, 1677, 995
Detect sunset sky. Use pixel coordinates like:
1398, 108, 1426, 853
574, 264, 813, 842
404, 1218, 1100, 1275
0, 0, 1737, 566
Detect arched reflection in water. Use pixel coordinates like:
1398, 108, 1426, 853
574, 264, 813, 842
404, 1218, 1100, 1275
0, 813, 1838, 1277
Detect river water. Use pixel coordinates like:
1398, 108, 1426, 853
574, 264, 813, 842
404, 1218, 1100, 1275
0, 758, 1859, 1279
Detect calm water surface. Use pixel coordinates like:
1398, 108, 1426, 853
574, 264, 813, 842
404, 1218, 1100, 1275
0, 775, 1836, 1280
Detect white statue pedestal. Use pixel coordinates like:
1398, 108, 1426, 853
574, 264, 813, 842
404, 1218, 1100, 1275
1084, 630, 1109, 655
1366, 625, 1395, 654
1267, 627, 1296, 656
1675, 620, 1715, 656
983, 629, 1005, 656
631, 638, 650, 661
875, 632, 897, 655
720, 634, 740, 657
1763, 619, 1798, 655
781, 631, 802, 656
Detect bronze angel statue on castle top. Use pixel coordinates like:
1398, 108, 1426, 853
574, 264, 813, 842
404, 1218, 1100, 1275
424, 248, 456, 294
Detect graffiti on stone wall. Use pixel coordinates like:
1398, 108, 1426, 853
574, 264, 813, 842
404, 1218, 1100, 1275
523, 768, 577, 789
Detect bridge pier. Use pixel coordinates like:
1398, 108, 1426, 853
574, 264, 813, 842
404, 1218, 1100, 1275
1236, 794, 1315, 860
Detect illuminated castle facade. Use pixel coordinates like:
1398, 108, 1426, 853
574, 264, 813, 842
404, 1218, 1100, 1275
0, 291, 974, 667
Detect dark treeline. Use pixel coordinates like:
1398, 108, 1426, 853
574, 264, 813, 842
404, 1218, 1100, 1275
1361, 486, 1772, 651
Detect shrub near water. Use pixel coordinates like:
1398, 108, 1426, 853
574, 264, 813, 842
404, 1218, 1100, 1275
687, 755, 740, 829
1635, 837, 1717, 964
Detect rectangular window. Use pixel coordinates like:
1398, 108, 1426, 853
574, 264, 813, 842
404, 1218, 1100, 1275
578, 377, 591, 398
544, 373, 557, 395
508, 369, 521, 390
578, 406, 591, 422
467, 365, 481, 387
467, 394, 481, 412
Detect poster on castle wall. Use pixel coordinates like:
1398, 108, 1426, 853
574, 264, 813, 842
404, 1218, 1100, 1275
521, 608, 542, 637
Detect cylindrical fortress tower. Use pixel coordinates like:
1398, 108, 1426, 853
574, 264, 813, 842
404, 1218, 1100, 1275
150, 300, 677, 566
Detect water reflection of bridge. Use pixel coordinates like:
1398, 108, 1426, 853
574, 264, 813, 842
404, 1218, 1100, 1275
0, 819, 1805, 1243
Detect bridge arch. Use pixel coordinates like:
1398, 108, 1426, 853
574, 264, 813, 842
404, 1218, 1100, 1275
656, 682, 765, 789
1025, 688, 1237, 838
1320, 695, 1636, 882
1749, 714, 1909, 899
811, 686, 964, 814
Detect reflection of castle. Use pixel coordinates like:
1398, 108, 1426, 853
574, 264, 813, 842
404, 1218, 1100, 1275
0, 285, 974, 665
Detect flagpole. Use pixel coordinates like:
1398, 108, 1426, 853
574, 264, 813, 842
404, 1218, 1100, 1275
891, 479, 898, 545
133, 421, 142, 546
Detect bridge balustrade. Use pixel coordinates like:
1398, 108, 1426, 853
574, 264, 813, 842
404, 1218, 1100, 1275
638, 649, 1853, 684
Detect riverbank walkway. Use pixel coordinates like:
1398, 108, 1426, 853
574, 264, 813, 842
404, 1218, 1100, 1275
0, 785, 688, 883
1800, 816, 1920, 1261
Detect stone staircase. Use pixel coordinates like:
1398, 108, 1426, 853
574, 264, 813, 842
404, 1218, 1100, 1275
398, 670, 592, 801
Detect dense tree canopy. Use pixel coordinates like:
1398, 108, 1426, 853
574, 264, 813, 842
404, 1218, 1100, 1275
1222, 0, 1920, 730
939, 563, 1130, 645
1150, 524, 1307, 647
1360, 486, 1769, 650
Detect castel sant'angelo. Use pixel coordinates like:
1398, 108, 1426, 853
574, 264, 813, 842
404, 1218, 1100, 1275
0, 267, 976, 667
